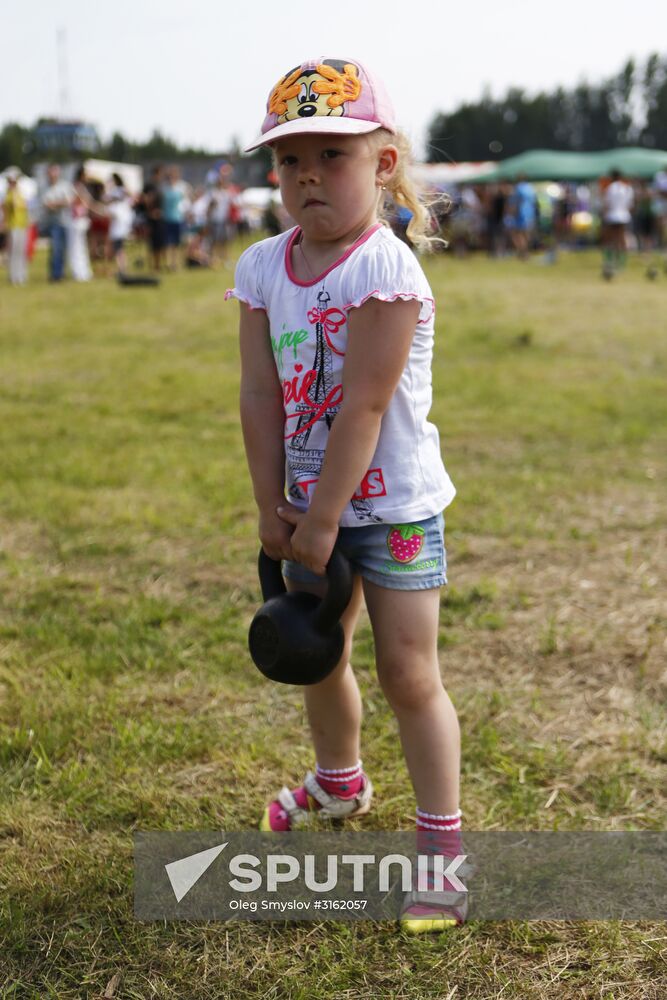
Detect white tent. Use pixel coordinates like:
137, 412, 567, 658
83, 159, 143, 195
411, 161, 495, 189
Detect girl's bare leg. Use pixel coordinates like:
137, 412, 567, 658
286, 575, 364, 768
363, 580, 460, 815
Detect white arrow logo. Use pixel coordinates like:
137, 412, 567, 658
165, 842, 227, 902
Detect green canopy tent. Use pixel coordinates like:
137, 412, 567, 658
472, 147, 667, 182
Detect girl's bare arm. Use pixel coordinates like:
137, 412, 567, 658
284, 296, 420, 574
239, 303, 293, 561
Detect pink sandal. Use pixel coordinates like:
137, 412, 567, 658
399, 887, 468, 932
260, 770, 373, 831
399, 858, 473, 933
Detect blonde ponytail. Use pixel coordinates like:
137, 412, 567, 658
370, 128, 447, 253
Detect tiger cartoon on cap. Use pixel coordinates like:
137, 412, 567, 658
269, 60, 362, 123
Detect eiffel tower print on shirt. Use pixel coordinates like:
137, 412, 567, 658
286, 287, 380, 522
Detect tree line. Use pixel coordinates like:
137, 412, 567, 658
0, 125, 236, 175
2, 53, 666, 173
426, 53, 667, 162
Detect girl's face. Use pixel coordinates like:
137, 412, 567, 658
274, 133, 395, 243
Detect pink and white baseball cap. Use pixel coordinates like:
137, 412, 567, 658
244, 58, 397, 152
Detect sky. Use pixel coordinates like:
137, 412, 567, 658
2, 0, 666, 160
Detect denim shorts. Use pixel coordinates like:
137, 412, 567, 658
283, 513, 447, 591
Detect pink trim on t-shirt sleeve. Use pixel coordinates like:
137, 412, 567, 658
343, 290, 435, 324
224, 288, 266, 310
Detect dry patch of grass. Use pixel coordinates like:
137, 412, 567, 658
2, 249, 666, 998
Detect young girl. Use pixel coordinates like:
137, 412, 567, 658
227, 58, 465, 932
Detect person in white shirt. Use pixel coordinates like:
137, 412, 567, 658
601, 169, 634, 278
41, 163, 74, 282
206, 176, 232, 264
228, 56, 466, 933
106, 173, 134, 274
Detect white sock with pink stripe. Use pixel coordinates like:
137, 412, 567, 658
416, 807, 462, 832
416, 807, 463, 864
315, 760, 364, 799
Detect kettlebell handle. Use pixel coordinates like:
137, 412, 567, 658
257, 548, 287, 601
314, 547, 353, 634
257, 546, 353, 635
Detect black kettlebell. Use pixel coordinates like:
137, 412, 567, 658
248, 547, 353, 685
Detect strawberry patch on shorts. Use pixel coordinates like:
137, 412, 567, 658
386, 524, 425, 564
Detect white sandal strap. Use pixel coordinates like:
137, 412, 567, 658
303, 770, 372, 818
274, 772, 373, 826
277, 786, 304, 819
303, 771, 334, 809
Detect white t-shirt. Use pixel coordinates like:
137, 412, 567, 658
108, 194, 134, 240
191, 194, 209, 228
41, 180, 74, 226
603, 181, 634, 224
208, 188, 230, 224
226, 223, 455, 526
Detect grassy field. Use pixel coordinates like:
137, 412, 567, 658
0, 242, 666, 998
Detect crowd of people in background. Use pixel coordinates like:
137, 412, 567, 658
0, 159, 250, 286
2, 159, 667, 286
441, 166, 667, 277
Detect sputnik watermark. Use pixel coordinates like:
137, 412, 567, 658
226, 851, 467, 894
164, 842, 468, 902
135, 831, 667, 921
